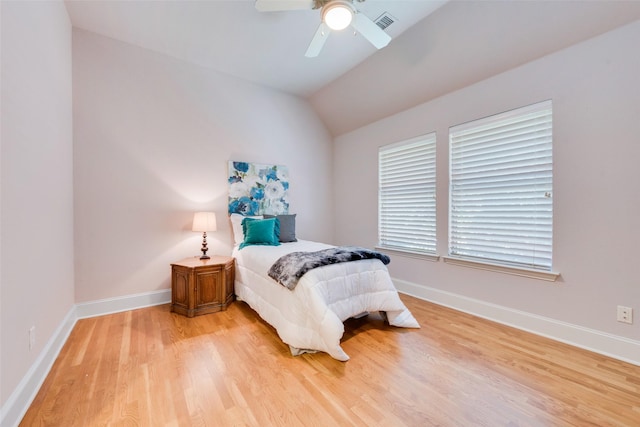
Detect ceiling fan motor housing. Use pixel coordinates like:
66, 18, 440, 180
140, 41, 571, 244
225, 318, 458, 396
313, 0, 364, 9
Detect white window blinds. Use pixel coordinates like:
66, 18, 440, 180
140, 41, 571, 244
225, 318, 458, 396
449, 100, 553, 270
379, 133, 437, 254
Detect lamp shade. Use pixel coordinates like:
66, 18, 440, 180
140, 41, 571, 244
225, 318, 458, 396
192, 212, 217, 232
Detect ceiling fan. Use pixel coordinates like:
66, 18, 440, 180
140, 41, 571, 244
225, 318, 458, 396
255, 0, 392, 57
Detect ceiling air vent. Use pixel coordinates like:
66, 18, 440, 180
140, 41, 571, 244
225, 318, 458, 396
374, 12, 396, 31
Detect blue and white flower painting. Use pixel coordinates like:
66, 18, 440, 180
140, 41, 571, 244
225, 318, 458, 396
228, 161, 290, 215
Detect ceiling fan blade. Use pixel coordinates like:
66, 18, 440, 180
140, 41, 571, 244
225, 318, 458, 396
255, 0, 314, 12
305, 22, 330, 58
351, 12, 392, 49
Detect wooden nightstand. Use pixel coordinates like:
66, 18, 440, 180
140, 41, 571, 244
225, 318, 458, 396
170, 256, 235, 317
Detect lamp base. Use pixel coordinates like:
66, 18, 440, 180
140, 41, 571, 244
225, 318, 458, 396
200, 231, 210, 260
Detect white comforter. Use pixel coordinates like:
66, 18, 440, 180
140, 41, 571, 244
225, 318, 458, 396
232, 240, 419, 361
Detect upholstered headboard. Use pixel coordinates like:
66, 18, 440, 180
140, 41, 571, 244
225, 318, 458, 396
228, 161, 289, 216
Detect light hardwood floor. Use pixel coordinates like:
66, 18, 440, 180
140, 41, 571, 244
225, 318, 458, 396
20, 295, 640, 426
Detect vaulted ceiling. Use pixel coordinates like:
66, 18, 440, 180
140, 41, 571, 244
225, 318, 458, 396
65, 0, 447, 96
65, 1, 640, 135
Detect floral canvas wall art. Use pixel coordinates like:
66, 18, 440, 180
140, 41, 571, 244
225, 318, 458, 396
228, 161, 289, 215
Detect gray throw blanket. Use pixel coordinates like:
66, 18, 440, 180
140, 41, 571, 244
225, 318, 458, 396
268, 246, 391, 290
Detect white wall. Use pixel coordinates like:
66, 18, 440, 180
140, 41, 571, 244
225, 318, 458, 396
0, 0, 74, 415
72, 29, 334, 303
334, 21, 640, 356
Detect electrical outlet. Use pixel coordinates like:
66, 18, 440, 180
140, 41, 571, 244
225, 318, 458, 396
29, 326, 36, 350
617, 306, 633, 324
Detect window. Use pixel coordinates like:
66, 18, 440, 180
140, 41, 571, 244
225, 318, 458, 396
449, 100, 553, 271
378, 133, 436, 255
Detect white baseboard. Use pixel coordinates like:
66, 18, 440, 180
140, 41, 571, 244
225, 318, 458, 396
0, 307, 77, 427
75, 289, 171, 319
0, 289, 171, 427
395, 278, 640, 367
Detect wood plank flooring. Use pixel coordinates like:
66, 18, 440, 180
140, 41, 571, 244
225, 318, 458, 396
20, 295, 640, 426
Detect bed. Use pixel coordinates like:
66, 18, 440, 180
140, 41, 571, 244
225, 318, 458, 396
230, 213, 420, 361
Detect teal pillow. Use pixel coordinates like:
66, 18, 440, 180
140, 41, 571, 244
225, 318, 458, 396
239, 217, 280, 249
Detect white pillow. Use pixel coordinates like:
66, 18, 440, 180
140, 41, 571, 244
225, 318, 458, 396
230, 213, 262, 246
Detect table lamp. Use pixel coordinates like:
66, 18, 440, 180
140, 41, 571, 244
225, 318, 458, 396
192, 212, 217, 259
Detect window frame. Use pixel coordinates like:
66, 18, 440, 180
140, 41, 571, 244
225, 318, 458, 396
447, 100, 558, 279
377, 133, 438, 259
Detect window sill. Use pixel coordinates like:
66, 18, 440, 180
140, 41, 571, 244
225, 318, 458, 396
443, 256, 560, 282
375, 247, 439, 262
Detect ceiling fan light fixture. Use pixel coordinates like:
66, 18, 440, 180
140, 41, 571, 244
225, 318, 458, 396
323, 2, 353, 31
